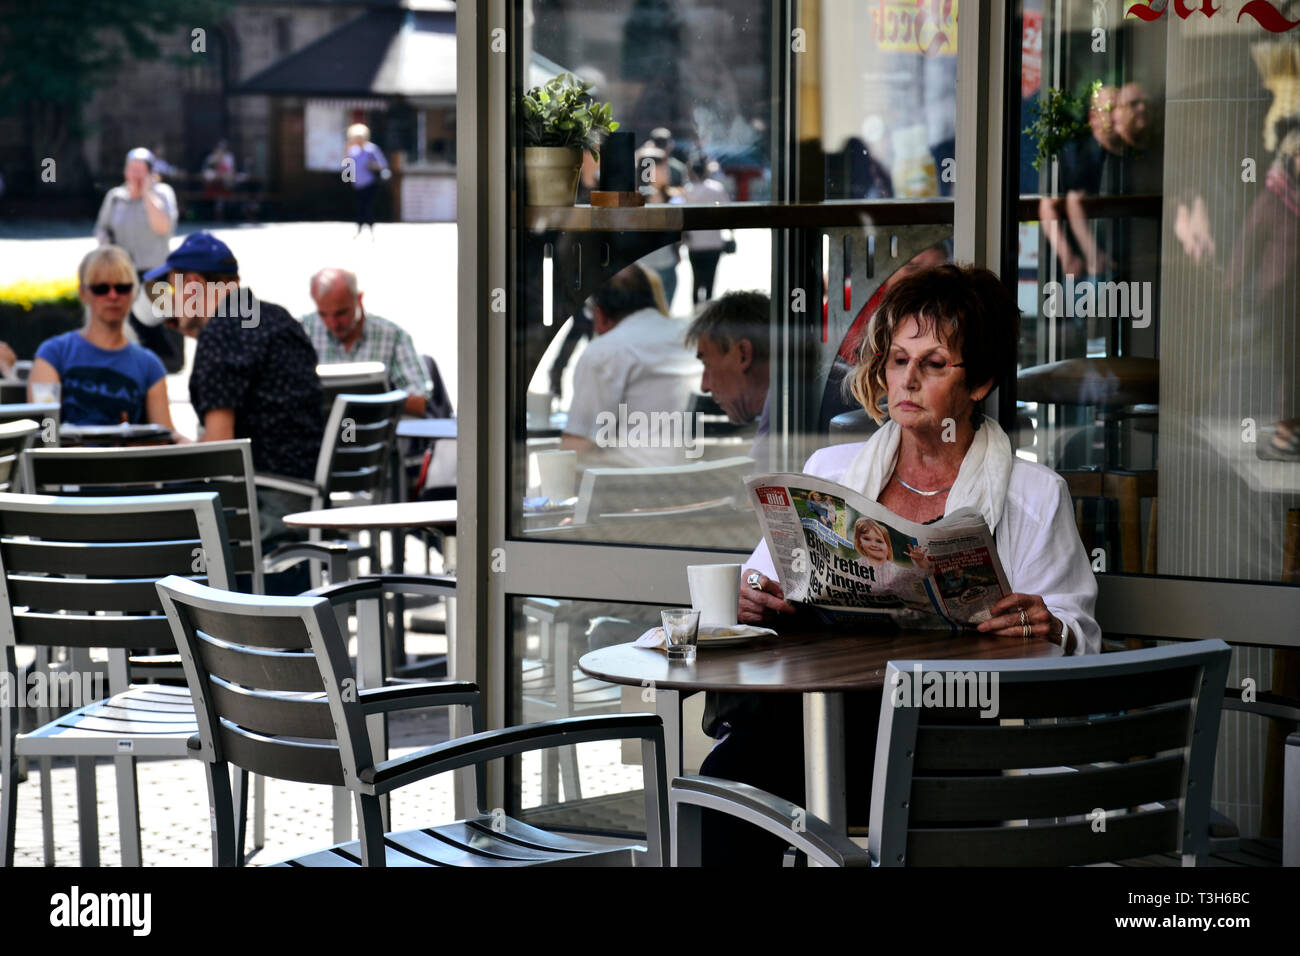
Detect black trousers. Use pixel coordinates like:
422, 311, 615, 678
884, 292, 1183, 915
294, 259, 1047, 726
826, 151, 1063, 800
354, 183, 379, 228
688, 249, 722, 304
696, 688, 883, 866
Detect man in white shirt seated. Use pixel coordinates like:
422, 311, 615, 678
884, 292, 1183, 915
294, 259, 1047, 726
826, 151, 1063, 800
560, 264, 703, 467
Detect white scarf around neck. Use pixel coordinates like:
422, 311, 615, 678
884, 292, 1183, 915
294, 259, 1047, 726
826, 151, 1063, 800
840, 416, 1016, 532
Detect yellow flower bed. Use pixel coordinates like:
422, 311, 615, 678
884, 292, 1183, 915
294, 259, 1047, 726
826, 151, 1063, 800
0, 277, 79, 310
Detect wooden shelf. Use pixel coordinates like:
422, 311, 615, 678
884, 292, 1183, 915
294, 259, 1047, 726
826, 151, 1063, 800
1019, 193, 1163, 222
523, 199, 956, 233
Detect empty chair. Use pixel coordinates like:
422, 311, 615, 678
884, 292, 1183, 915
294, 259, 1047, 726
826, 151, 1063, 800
317, 361, 389, 420
0, 491, 235, 867
671, 640, 1231, 866
156, 575, 669, 867
0, 403, 58, 447
0, 420, 39, 492
21, 440, 265, 594
256, 390, 407, 586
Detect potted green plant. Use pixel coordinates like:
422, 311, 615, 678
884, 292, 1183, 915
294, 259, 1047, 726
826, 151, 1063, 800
1024, 80, 1101, 171
520, 73, 619, 206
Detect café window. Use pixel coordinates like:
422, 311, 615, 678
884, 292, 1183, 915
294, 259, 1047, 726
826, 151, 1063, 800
508, 0, 960, 552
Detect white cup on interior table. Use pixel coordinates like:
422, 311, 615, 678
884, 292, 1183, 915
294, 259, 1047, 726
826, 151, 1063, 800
535, 449, 576, 501
526, 391, 552, 428
687, 563, 742, 628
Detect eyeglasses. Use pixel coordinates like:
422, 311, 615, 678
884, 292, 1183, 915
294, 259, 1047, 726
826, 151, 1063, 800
88, 283, 134, 296
883, 352, 966, 379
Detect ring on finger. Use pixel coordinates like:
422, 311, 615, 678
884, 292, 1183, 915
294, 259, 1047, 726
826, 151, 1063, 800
1022, 622, 1032, 640
1018, 607, 1028, 628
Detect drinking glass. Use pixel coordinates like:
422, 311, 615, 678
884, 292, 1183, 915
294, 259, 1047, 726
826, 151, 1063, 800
660, 607, 701, 663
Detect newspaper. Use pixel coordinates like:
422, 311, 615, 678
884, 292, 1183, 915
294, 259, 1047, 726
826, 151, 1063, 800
747, 473, 1011, 629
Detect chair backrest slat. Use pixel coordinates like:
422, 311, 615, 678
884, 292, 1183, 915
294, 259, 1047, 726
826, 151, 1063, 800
914, 703, 1192, 771
909, 752, 1186, 824
217, 722, 346, 786
194, 632, 325, 693
8, 574, 210, 613
2, 539, 209, 576
906, 809, 1182, 867
19, 441, 262, 591
13, 611, 176, 649
869, 641, 1231, 867
0, 506, 205, 542
207, 679, 335, 740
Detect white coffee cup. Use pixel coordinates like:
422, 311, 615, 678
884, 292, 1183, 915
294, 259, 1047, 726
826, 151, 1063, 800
526, 391, 553, 428
687, 563, 742, 627
535, 449, 576, 501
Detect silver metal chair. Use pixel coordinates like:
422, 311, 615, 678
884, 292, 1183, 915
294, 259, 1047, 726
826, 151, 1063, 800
0, 491, 234, 867
256, 390, 407, 587
0, 403, 58, 447
671, 640, 1231, 867
157, 575, 670, 867
0, 420, 39, 492
19, 440, 269, 856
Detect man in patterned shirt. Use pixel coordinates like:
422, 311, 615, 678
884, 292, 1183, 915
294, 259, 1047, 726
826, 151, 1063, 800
140, 232, 324, 592
301, 267, 430, 416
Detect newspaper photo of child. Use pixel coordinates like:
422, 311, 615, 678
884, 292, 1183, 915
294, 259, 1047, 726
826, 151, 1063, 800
851, 517, 935, 610
806, 490, 838, 530
792, 488, 850, 544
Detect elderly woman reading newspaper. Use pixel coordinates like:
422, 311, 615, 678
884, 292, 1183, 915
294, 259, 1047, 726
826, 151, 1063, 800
700, 264, 1100, 866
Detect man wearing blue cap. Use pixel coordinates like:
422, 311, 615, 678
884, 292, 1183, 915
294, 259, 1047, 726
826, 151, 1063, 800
140, 232, 324, 591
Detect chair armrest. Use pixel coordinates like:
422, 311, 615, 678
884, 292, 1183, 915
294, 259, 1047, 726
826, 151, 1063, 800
1221, 687, 1300, 723
669, 775, 872, 868
254, 472, 320, 498
359, 713, 663, 795
357, 681, 479, 716
265, 539, 371, 573
359, 573, 456, 600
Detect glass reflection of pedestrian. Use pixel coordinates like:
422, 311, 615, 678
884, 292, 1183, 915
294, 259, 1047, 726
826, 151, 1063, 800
346, 124, 389, 238
682, 153, 732, 305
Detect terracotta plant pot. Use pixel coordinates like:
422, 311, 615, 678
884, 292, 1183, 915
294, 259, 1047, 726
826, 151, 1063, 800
524, 146, 583, 206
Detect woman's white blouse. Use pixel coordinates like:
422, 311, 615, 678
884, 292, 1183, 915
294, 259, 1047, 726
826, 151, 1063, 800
744, 442, 1103, 654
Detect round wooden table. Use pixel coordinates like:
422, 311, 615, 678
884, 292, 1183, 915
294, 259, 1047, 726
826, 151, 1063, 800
579, 624, 1063, 833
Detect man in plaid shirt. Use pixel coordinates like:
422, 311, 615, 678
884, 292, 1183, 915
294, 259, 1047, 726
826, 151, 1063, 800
301, 267, 431, 415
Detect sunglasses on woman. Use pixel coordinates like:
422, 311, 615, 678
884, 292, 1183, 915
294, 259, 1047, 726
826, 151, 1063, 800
88, 282, 134, 296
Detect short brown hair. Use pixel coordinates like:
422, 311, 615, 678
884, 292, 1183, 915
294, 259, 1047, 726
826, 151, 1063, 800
849, 264, 1020, 425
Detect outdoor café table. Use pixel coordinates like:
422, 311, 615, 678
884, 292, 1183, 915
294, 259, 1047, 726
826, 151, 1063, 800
395, 417, 458, 440
284, 499, 458, 672
60, 422, 173, 446
578, 625, 1063, 834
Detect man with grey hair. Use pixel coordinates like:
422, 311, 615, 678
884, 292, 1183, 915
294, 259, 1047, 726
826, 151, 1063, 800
685, 290, 772, 464
301, 267, 430, 416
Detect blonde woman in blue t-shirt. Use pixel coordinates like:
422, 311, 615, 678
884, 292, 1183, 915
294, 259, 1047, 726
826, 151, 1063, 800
30, 246, 185, 436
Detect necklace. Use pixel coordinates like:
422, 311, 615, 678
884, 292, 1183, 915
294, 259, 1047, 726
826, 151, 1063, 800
895, 474, 951, 497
